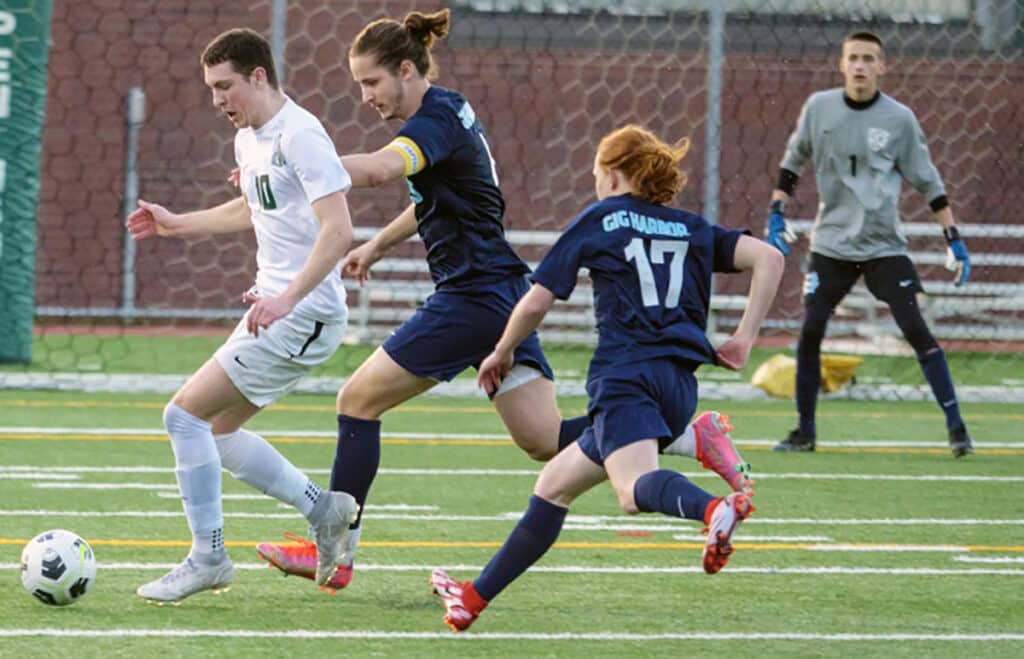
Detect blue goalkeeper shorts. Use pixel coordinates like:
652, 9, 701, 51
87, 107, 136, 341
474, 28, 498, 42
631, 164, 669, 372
382, 275, 553, 383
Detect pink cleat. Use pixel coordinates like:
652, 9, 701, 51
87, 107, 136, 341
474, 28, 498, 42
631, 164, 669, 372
702, 492, 755, 575
693, 411, 754, 495
429, 568, 487, 633
256, 532, 354, 591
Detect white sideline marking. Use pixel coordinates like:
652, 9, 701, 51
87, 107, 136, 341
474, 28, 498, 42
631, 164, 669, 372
153, 492, 439, 510
807, 544, 968, 552
953, 556, 1024, 564
1, 562, 1023, 577
0, 473, 79, 480
0, 628, 1022, 641
32, 483, 179, 490
673, 534, 834, 542
3, 427, 1023, 448
1, 509, 1022, 528
4, 464, 1021, 484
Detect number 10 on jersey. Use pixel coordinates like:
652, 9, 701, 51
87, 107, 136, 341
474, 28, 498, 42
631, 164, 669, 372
624, 238, 689, 307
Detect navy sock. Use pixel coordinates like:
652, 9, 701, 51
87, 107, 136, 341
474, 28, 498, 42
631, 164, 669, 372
473, 495, 567, 601
918, 348, 963, 430
557, 416, 588, 452
633, 469, 715, 521
795, 346, 820, 438
330, 414, 381, 527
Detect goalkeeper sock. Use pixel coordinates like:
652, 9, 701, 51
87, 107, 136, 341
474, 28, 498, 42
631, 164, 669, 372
918, 348, 964, 430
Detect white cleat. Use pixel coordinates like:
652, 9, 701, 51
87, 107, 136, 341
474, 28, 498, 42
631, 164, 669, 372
311, 491, 360, 586
136, 556, 234, 604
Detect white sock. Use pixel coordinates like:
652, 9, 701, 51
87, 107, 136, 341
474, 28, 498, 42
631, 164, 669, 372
214, 428, 321, 518
340, 525, 362, 567
661, 424, 697, 458
164, 402, 225, 564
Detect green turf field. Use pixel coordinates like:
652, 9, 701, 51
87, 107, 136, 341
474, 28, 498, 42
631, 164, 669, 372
1, 390, 1022, 657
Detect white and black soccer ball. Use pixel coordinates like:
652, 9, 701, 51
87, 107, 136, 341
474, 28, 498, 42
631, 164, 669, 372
20, 529, 97, 606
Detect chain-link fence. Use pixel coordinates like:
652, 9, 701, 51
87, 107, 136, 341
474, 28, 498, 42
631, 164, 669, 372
12, 0, 1024, 397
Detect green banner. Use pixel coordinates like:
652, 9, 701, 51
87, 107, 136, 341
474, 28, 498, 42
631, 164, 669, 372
0, 1, 52, 363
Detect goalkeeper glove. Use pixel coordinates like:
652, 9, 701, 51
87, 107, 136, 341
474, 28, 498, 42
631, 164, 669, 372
943, 226, 970, 287
764, 199, 796, 255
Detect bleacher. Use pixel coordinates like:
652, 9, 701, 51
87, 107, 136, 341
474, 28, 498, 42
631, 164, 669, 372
345, 221, 1024, 346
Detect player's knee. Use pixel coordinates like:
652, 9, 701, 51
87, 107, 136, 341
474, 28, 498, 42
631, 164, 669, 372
162, 401, 191, 434
336, 383, 375, 418
512, 434, 557, 462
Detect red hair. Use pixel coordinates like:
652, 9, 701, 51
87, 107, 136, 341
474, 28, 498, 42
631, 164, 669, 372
597, 125, 689, 205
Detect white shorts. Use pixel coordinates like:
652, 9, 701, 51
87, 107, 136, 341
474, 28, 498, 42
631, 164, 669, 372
214, 311, 346, 407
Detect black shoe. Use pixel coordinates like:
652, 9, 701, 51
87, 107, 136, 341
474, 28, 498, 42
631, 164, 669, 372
949, 424, 974, 458
773, 428, 816, 452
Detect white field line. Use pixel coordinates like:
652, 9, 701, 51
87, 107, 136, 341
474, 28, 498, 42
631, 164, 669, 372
5, 465, 1022, 483
3, 427, 1023, 448
1, 562, 1023, 577
672, 534, 834, 542
152, 492, 439, 510
0, 629, 1022, 641
0, 473, 80, 480
806, 544, 968, 552
1, 508, 1022, 528
953, 556, 1024, 564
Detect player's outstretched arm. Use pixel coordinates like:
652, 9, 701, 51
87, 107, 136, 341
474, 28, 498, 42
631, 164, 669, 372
340, 147, 408, 188
342, 203, 418, 287
716, 235, 785, 370
477, 284, 557, 395
244, 190, 354, 336
126, 196, 251, 240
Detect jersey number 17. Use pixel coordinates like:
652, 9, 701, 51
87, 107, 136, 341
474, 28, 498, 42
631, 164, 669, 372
624, 238, 689, 308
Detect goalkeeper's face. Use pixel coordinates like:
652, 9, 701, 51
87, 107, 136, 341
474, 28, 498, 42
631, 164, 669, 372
350, 54, 407, 121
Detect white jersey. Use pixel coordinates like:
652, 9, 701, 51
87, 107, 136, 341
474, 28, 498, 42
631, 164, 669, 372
235, 97, 351, 322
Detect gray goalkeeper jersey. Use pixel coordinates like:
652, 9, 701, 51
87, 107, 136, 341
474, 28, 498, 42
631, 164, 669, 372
781, 89, 945, 260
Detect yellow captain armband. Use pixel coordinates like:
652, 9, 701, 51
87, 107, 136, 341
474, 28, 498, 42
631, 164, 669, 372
384, 137, 427, 176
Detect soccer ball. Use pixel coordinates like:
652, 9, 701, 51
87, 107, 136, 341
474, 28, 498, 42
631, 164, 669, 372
20, 529, 97, 606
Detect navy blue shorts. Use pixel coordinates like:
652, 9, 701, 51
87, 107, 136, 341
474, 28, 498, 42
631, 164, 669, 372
382, 276, 554, 383
577, 358, 699, 467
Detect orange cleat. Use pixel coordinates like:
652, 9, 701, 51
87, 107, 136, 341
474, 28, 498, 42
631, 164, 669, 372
693, 411, 754, 495
256, 532, 354, 590
429, 568, 487, 633
702, 492, 755, 575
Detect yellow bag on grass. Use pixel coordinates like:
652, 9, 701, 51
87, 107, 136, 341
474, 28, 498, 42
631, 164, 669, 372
751, 353, 863, 398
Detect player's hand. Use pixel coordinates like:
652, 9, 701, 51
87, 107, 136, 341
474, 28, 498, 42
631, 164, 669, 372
764, 199, 796, 256
477, 350, 514, 395
125, 199, 184, 240
228, 168, 241, 188
943, 227, 971, 287
242, 289, 296, 337
715, 335, 754, 371
341, 241, 381, 287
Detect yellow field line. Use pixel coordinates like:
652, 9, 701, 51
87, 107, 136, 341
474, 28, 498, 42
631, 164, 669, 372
1, 398, 1022, 420
0, 537, 1022, 552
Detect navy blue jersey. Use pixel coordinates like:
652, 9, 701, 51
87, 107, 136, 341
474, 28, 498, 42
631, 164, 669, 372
531, 193, 746, 372
397, 86, 529, 289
